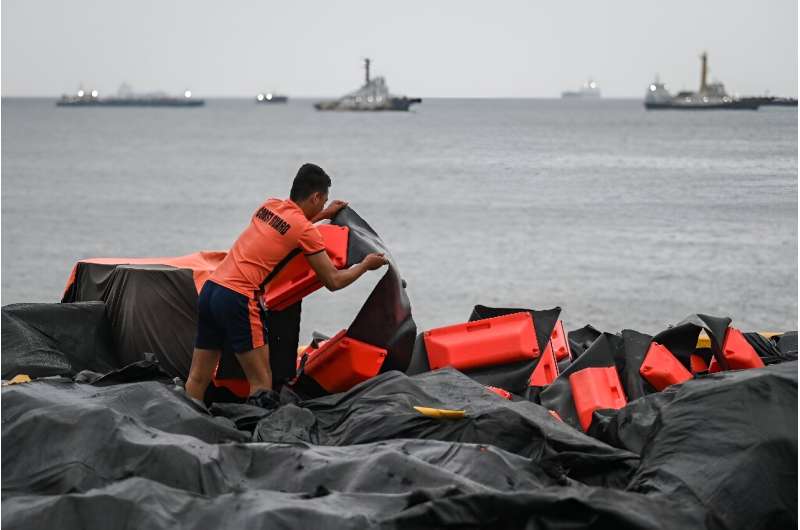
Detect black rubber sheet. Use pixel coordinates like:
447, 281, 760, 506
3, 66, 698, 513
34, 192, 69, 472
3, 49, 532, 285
333, 207, 417, 373
59, 263, 200, 379
2, 304, 797, 529
3, 351, 795, 529
2, 302, 116, 379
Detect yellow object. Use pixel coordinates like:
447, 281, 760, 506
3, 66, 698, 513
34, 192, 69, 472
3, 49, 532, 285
6, 374, 31, 385
413, 406, 466, 419
696, 331, 780, 349
696, 332, 712, 349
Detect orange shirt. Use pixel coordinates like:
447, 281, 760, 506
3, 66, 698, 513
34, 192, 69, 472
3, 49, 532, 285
210, 198, 325, 298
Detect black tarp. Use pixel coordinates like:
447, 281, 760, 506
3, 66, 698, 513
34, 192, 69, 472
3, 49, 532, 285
62, 261, 124, 303
744, 331, 799, 365
292, 207, 418, 397
61, 261, 306, 388
1, 302, 117, 378
590, 362, 797, 530
568, 324, 604, 358
2, 299, 797, 528
333, 207, 417, 373
59, 264, 201, 379
3, 350, 795, 529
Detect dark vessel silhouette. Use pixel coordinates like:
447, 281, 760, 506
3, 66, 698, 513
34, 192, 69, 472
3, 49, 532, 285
57, 84, 204, 107
561, 79, 601, 99
314, 59, 421, 111
644, 53, 759, 110
256, 92, 288, 104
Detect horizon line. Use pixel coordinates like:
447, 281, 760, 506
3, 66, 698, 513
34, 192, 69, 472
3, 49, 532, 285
1, 94, 652, 100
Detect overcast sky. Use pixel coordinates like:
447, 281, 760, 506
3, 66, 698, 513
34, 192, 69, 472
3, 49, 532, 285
2, 0, 797, 98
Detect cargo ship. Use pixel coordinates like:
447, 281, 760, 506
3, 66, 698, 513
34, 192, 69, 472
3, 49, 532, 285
561, 79, 602, 98
314, 59, 421, 111
644, 53, 759, 110
256, 92, 288, 104
57, 84, 204, 107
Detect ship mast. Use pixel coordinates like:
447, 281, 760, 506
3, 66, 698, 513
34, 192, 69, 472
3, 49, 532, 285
364, 58, 371, 85
699, 52, 708, 94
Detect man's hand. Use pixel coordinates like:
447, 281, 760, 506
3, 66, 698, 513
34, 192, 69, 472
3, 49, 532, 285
362, 253, 389, 270
308, 250, 389, 291
317, 200, 348, 221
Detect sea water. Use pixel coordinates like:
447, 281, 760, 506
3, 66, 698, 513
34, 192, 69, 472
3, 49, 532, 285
2, 98, 797, 338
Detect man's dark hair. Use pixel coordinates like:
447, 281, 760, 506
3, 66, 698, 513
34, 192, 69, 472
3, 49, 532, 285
290, 163, 331, 202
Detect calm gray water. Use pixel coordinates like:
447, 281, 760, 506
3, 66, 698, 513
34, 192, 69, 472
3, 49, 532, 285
2, 97, 797, 339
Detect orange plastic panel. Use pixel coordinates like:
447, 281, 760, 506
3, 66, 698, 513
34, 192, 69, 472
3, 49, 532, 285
569, 366, 627, 432
302, 330, 347, 364
690, 354, 709, 374
550, 320, 572, 361
529, 339, 559, 386
423, 312, 539, 371
262, 224, 349, 311
722, 327, 765, 369
211, 364, 251, 398
304, 333, 387, 393
639, 342, 692, 391
709, 327, 765, 372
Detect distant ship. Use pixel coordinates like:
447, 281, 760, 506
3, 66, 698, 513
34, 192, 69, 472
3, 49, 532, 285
644, 53, 759, 110
57, 84, 204, 107
314, 59, 421, 111
256, 92, 288, 104
561, 79, 601, 98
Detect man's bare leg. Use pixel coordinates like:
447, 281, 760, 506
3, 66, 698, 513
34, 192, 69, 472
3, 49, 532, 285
185, 348, 222, 401
235, 344, 273, 396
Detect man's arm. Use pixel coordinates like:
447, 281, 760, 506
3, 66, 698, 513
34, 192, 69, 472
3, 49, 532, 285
311, 200, 348, 223
307, 251, 388, 291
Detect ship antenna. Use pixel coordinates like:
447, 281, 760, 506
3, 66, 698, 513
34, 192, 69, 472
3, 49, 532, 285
364, 58, 371, 85
700, 51, 708, 94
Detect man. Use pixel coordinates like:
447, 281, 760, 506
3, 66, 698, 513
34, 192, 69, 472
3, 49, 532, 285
185, 163, 388, 403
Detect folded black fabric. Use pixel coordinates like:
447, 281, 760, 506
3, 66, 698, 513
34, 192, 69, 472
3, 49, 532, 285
2, 360, 796, 529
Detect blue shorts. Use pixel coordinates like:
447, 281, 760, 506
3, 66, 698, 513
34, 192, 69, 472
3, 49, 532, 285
195, 280, 267, 354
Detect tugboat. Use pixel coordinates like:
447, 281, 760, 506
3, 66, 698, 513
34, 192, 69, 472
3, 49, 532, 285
314, 59, 421, 111
57, 84, 204, 107
644, 53, 759, 110
256, 92, 288, 104
561, 79, 602, 98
